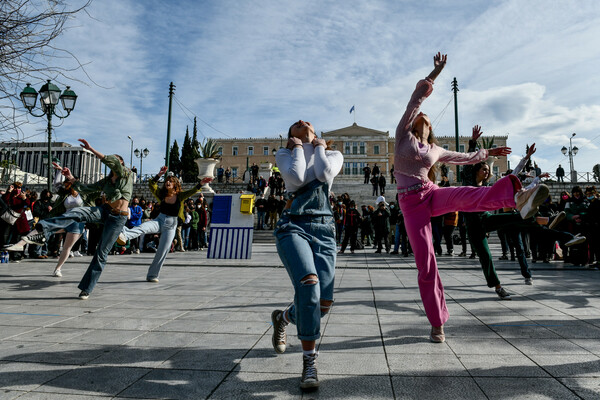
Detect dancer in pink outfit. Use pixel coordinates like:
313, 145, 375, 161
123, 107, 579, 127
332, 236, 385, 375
394, 53, 549, 343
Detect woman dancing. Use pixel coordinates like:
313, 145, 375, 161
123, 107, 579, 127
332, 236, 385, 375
394, 53, 549, 343
116, 166, 210, 282
270, 120, 343, 391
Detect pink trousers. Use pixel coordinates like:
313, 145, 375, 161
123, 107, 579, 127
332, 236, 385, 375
398, 175, 521, 326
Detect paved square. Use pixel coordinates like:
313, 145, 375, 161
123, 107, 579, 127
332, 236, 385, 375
1, 241, 599, 399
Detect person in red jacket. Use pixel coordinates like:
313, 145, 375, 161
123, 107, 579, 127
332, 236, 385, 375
339, 200, 361, 253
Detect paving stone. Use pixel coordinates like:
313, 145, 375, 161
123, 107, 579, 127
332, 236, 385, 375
387, 354, 469, 376
475, 377, 581, 399
207, 372, 301, 399
392, 376, 486, 399
0, 362, 73, 391
559, 377, 600, 399
118, 369, 227, 399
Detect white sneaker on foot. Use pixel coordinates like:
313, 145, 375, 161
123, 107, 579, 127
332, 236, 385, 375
52, 269, 62, 277
72, 251, 83, 257
515, 184, 549, 219
116, 233, 127, 246
565, 234, 586, 247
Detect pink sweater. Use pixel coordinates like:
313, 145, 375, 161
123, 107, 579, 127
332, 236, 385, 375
394, 78, 489, 188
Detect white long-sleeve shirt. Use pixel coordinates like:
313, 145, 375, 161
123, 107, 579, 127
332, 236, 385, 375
275, 143, 344, 193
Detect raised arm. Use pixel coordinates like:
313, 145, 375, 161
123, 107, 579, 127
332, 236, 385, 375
511, 143, 536, 176
395, 53, 447, 153
312, 138, 343, 182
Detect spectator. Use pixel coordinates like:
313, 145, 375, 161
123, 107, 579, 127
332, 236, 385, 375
442, 211, 458, 256
584, 186, 599, 267
196, 197, 209, 249
371, 174, 379, 196
360, 205, 374, 246
257, 175, 267, 195
378, 174, 386, 195
250, 163, 259, 183
556, 164, 565, 182
266, 193, 279, 229
225, 167, 231, 183
254, 194, 267, 230
216, 165, 225, 183
372, 196, 390, 253
390, 165, 395, 184
339, 200, 361, 253
372, 163, 380, 176
363, 164, 371, 184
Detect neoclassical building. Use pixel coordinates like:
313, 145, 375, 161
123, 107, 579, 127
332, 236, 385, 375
214, 123, 508, 182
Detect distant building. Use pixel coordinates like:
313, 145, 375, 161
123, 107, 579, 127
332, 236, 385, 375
0, 141, 103, 183
212, 123, 508, 183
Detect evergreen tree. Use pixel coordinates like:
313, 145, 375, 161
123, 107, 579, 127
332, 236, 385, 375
181, 126, 198, 183
169, 140, 181, 176
191, 117, 201, 159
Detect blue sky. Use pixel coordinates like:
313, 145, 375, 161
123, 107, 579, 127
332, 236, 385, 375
12, 0, 600, 178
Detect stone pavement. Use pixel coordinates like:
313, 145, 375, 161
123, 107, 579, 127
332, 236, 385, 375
1, 240, 600, 399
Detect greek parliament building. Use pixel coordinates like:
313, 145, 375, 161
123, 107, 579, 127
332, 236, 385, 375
214, 123, 508, 182
0, 141, 103, 183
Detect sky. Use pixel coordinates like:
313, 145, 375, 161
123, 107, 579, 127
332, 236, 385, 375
10, 0, 600, 179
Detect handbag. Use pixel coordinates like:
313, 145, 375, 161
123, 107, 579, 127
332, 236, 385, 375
1, 209, 21, 225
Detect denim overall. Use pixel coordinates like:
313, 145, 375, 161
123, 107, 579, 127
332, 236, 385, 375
274, 180, 336, 341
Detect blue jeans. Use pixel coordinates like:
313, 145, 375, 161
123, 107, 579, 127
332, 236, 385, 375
257, 211, 266, 229
182, 226, 190, 248
38, 205, 127, 293
274, 180, 336, 341
122, 213, 178, 279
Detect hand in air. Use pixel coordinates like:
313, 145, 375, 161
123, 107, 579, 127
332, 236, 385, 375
52, 161, 62, 170
526, 143, 536, 158
200, 177, 213, 185
471, 125, 483, 141
539, 172, 550, 179
488, 146, 511, 157
78, 139, 91, 150
158, 166, 168, 176
287, 137, 302, 150
433, 52, 447, 69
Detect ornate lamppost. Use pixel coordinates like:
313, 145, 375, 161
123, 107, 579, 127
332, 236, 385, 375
561, 133, 579, 183
20, 81, 77, 191
134, 148, 149, 181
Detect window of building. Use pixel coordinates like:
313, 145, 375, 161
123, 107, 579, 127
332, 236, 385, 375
344, 162, 351, 175
263, 146, 269, 156
374, 145, 380, 155
232, 167, 238, 177
442, 144, 449, 150
232, 146, 238, 156
492, 144, 497, 148
360, 142, 365, 154
248, 146, 254, 156
218, 147, 223, 156
493, 166, 499, 177
344, 142, 350, 154
352, 142, 358, 154
459, 144, 465, 152
352, 162, 359, 175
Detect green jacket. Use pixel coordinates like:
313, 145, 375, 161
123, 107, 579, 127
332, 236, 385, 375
148, 176, 203, 221
73, 155, 134, 202
190, 210, 200, 230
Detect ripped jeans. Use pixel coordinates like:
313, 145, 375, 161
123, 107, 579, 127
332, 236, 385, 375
275, 210, 336, 341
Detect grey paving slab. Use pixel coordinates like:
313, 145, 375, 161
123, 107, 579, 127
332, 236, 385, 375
475, 377, 581, 399
392, 376, 486, 400
459, 354, 550, 377
527, 354, 600, 377
207, 372, 301, 400
117, 369, 228, 399
38, 366, 151, 396
387, 354, 469, 376
0, 362, 73, 391
11, 392, 107, 400
559, 377, 600, 400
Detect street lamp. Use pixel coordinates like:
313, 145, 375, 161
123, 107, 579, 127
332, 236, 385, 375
134, 148, 149, 180
127, 136, 134, 169
20, 81, 77, 191
561, 133, 578, 182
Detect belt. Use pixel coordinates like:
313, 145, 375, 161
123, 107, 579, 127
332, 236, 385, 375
109, 208, 129, 216
397, 182, 426, 194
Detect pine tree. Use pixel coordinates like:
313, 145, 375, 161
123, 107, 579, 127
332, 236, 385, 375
191, 117, 201, 159
169, 140, 181, 176
181, 126, 198, 183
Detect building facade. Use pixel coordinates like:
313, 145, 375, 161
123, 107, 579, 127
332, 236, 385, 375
0, 141, 103, 183
212, 123, 508, 182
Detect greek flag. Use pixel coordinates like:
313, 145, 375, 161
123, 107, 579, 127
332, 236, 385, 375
349, 105, 355, 114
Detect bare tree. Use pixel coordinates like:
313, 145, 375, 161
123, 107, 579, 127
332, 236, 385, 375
0, 0, 90, 136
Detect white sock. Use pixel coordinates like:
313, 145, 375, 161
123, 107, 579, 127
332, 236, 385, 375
303, 349, 316, 357
282, 309, 290, 324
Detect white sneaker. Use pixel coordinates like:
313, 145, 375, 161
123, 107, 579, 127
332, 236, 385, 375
72, 251, 83, 257
515, 184, 549, 219
52, 269, 62, 277
565, 234, 586, 247
134, 249, 140, 254
525, 277, 533, 285
69, 251, 74, 258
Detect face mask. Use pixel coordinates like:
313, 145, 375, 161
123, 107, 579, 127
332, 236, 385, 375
338, 202, 342, 205
390, 205, 394, 209
562, 195, 569, 200
587, 196, 595, 200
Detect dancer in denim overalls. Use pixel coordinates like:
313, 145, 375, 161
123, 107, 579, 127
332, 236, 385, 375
395, 53, 549, 343
270, 120, 343, 391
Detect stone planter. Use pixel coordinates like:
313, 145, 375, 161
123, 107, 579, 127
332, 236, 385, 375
259, 162, 273, 178
195, 158, 219, 193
